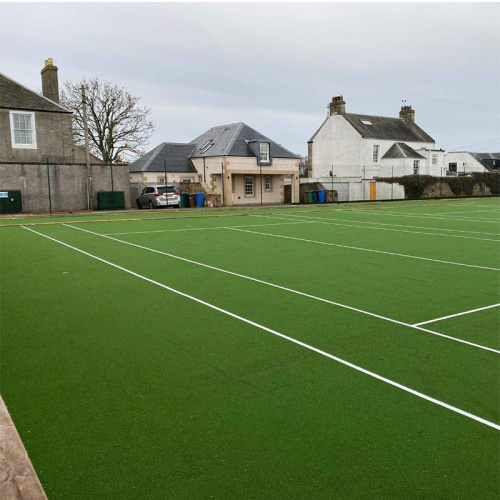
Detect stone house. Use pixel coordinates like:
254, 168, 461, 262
130, 122, 300, 205
307, 96, 444, 200
0, 59, 131, 211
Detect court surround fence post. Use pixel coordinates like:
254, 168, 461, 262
331, 165, 334, 204
46, 158, 52, 214
221, 162, 225, 207
391, 166, 394, 200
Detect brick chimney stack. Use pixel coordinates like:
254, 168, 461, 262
41, 58, 60, 104
399, 105, 415, 123
329, 95, 346, 116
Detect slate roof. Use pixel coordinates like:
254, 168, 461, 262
382, 142, 425, 159
468, 152, 500, 171
189, 122, 299, 159
309, 112, 435, 143
0, 73, 72, 113
343, 113, 434, 143
129, 143, 197, 173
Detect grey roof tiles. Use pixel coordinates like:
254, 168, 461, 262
190, 122, 299, 159
343, 113, 435, 143
0, 73, 72, 113
382, 142, 425, 159
129, 143, 197, 173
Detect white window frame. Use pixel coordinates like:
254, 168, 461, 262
9, 111, 37, 149
432, 154, 438, 165
181, 178, 193, 183
373, 145, 379, 163
260, 143, 270, 163
265, 176, 272, 191
413, 160, 420, 175
245, 176, 254, 197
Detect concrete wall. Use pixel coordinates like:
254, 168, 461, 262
0, 163, 131, 212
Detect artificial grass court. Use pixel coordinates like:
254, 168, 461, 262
0, 198, 499, 499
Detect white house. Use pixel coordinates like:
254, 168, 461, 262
444, 152, 500, 175
307, 96, 444, 200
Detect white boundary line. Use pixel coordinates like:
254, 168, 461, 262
333, 209, 500, 224
21, 226, 500, 432
254, 214, 500, 242
262, 213, 500, 237
64, 223, 500, 353
224, 226, 500, 272
414, 304, 500, 327
103, 220, 312, 236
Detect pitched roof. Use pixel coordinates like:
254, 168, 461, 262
129, 143, 197, 173
0, 73, 72, 113
343, 113, 434, 143
382, 142, 425, 159
189, 122, 299, 159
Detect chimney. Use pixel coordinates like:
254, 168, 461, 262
399, 105, 415, 123
41, 58, 60, 104
329, 95, 345, 116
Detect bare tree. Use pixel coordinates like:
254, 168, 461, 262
61, 78, 155, 164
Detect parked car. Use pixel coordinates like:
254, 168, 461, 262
137, 185, 180, 209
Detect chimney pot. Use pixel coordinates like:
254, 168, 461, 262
329, 95, 346, 116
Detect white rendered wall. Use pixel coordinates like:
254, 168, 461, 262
444, 153, 487, 173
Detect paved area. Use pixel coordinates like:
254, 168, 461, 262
0, 396, 47, 499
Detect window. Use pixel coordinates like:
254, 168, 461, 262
413, 160, 420, 175
361, 120, 373, 126
265, 176, 272, 191
432, 154, 438, 165
245, 176, 254, 196
449, 163, 457, 173
260, 143, 270, 163
181, 178, 192, 183
9, 111, 37, 149
158, 177, 165, 183
373, 145, 380, 163
199, 140, 214, 154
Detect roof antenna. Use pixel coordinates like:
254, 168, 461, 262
402, 99, 407, 108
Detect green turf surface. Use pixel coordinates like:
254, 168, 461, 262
1, 198, 499, 498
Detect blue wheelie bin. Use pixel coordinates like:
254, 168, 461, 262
317, 189, 326, 203
195, 192, 205, 208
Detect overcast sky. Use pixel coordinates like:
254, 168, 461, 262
1, 2, 499, 158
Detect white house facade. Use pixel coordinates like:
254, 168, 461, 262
444, 152, 500, 175
307, 96, 444, 200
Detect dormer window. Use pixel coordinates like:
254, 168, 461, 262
260, 142, 270, 163
10, 111, 37, 149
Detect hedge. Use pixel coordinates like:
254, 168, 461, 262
377, 172, 500, 199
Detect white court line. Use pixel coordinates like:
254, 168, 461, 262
103, 220, 312, 236
63, 223, 499, 353
226, 225, 500, 272
21, 225, 500, 432
255, 214, 500, 242
335, 209, 500, 224
265, 213, 500, 237
432, 209, 500, 216
414, 304, 500, 327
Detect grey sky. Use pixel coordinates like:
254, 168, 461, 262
1, 2, 499, 158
